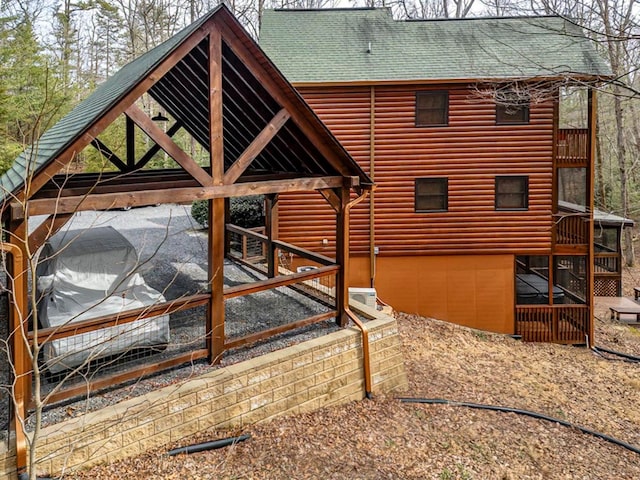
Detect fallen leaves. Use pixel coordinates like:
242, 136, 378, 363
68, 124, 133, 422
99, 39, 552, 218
71, 309, 640, 479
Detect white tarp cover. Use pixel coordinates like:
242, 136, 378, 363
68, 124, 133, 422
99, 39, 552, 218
36, 226, 170, 373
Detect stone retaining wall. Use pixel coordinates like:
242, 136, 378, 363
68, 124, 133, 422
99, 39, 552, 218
1, 309, 406, 479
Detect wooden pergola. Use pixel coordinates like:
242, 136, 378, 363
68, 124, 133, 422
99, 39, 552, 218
0, 5, 372, 476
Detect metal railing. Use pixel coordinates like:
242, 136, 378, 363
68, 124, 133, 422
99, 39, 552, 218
24, 224, 341, 409
223, 224, 339, 351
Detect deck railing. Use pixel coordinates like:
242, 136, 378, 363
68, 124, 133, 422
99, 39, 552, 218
224, 224, 338, 351
516, 305, 589, 343
228, 226, 266, 262
29, 224, 341, 409
554, 213, 589, 246
557, 128, 588, 166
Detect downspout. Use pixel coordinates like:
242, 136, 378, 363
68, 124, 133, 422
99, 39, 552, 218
0, 241, 28, 479
343, 188, 374, 399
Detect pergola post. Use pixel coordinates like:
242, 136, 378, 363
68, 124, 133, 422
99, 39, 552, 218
265, 194, 278, 278
208, 26, 225, 364
587, 87, 597, 348
8, 219, 30, 476
335, 185, 350, 327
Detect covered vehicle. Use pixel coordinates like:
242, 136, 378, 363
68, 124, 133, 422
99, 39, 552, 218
36, 226, 170, 374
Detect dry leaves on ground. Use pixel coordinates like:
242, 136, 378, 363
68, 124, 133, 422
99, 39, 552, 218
72, 307, 640, 480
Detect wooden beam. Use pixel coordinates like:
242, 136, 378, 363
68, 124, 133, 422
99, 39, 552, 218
27, 26, 209, 198
209, 27, 224, 184
42, 349, 209, 407
125, 104, 213, 187
209, 198, 225, 364
29, 293, 209, 342
126, 116, 136, 169
28, 213, 72, 252
335, 186, 350, 327
208, 27, 225, 365
213, 13, 353, 178
224, 311, 336, 351
90, 139, 128, 171
223, 109, 291, 185
265, 194, 278, 278
223, 265, 339, 299
135, 121, 182, 169
319, 188, 341, 212
18, 176, 344, 217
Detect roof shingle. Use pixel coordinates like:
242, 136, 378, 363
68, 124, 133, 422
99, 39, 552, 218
259, 8, 611, 84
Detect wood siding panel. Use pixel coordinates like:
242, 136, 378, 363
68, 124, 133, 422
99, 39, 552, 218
371, 254, 514, 334
279, 84, 554, 257
278, 87, 372, 256
373, 86, 553, 255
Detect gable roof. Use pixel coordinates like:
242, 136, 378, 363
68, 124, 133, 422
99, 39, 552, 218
259, 8, 612, 84
1, 5, 371, 203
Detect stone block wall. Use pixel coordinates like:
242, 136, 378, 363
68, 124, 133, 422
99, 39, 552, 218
0, 441, 16, 480
1, 311, 407, 479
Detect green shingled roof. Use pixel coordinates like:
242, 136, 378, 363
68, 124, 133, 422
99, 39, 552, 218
259, 8, 611, 84
0, 7, 219, 200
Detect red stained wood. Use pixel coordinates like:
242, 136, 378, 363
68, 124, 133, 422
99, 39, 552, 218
278, 84, 557, 256
224, 108, 291, 185
125, 104, 213, 186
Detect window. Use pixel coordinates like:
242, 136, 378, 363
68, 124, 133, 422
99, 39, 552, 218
416, 91, 448, 126
415, 178, 448, 212
495, 176, 528, 210
496, 91, 530, 124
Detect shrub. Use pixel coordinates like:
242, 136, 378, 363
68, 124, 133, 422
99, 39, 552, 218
191, 195, 265, 229
190, 200, 209, 228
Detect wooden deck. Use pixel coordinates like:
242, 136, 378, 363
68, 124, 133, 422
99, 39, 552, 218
595, 296, 640, 325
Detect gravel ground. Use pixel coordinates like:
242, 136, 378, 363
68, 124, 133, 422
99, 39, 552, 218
73, 312, 640, 480
1, 205, 340, 438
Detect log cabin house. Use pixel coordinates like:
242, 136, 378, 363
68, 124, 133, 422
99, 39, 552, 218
0, 6, 373, 475
260, 8, 613, 344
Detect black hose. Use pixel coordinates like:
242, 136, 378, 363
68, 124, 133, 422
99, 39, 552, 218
593, 345, 640, 363
168, 433, 251, 456
398, 397, 640, 456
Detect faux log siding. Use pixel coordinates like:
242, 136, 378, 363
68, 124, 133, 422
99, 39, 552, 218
278, 87, 372, 255
279, 85, 554, 256
373, 86, 553, 255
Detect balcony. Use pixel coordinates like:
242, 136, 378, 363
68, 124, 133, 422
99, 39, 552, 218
557, 128, 588, 167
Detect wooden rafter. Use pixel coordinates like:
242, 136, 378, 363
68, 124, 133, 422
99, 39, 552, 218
213, 13, 353, 179
223, 108, 291, 185
126, 116, 136, 169
135, 121, 183, 169
319, 188, 341, 212
26, 27, 209, 199
90, 139, 128, 171
14, 176, 345, 218
28, 213, 73, 252
125, 104, 213, 187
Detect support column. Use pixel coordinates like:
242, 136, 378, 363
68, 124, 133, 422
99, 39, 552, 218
265, 194, 278, 278
8, 220, 30, 477
208, 198, 225, 364
335, 186, 350, 327
224, 198, 230, 258
587, 88, 597, 347
208, 26, 225, 364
